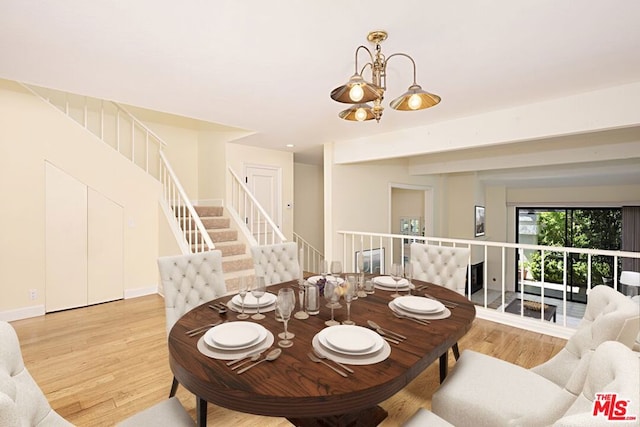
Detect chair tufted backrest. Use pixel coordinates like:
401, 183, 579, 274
552, 341, 640, 427
157, 250, 227, 335
251, 242, 300, 286
410, 243, 470, 294
0, 321, 73, 426
532, 285, 640, 395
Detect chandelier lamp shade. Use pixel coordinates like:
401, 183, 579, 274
330, 30, 441, 122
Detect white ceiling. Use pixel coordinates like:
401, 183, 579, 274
1, 1, 640, 170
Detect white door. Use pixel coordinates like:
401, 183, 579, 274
45, 163, 88, 312
244, 164, 281, 243
88, 188, 123, 305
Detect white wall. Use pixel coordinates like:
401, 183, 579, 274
294, 162, 324, 252
0, 80, 160, 318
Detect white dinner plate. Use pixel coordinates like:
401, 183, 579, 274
372, 276, 409, 288
204, 322, 267, 350
394, 296, 445, 314
388, 301, 452, 320
232, 292, 277, 308
317, 325, 384, 355
307, 275, 345, 285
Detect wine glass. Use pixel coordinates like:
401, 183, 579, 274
342, 278, 356, 325
320, 260, 329, 280
330, 261, 343, 281
276, 288, 295, 347
356, 253, 367, 298
250, 276, 266, 320
236, 276, 249, 320
404, 263, 414, 296
390, 263, 404, 298
323, 280, 340, 326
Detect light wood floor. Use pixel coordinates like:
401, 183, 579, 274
10, 295, 566, 426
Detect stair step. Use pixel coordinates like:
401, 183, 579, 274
224, 270, 256, 293
194, 206, 223, 217
189, 216, 229, 229
222, 255, 254, 274
214, 241, 247, 257
208, 228, 238, 243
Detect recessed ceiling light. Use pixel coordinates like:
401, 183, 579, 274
286, 144, 294, 148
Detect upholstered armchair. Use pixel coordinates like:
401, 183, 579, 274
431, 285, 640, 427
251, 242, 301, 286
410, 243, 470, 295
0, 321, 73, 426
157, 250, 227, 398
552, 340, 639, 427
410, 242, 471, 382
0, 321, 194, 427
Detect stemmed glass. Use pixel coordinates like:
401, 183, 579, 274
276, 288, 295, 347
330, 261, 343, 282
342, 277, 356, 325
323, 280, 341, 326
390, 263, 404, 299
250, 276, 266, 320
356, 252, 367, 298
320, 260, 330, 281
236, 276, 249, 320
405, 263, 414, 296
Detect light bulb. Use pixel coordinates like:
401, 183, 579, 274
408, 93, 423, 110
355, 107, 367, 121
349, 84, 364, 102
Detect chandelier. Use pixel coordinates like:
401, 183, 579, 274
330, 30, 441, 123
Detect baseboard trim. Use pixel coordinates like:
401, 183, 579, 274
124, 285, 158, 299
0, 304, 46, 322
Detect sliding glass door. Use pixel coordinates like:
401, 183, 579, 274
516, 208, 621, 303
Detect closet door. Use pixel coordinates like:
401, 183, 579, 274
88, 188, 123, 305
45, 163, 88, 312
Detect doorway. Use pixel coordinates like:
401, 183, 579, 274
244, 164, 282, 242
390, 185, 434, 264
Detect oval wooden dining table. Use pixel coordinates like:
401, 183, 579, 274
168, 278, 476, 427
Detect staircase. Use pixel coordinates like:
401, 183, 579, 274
190, 206, 254, 292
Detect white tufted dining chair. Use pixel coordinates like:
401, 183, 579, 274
251, 242, 301, 286
431, 285, 640, 427
157, 250, 227, 398
410, 242, 471, 382
0, 321, 194, 427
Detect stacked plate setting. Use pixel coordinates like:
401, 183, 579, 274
203, 322, 269, 355
318, 325, 384, 356
389, 296, 447, 319
227, 292, 277, 314
372, 276, 411, 291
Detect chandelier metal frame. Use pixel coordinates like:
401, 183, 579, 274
330, 30, 440, 122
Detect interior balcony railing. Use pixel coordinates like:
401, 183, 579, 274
337, 230, 640, 339
228, 167, 286, 246
293, 232, 324, 273
24, 83, 213, 254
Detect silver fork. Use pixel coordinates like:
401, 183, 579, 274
185, 320, 223, 336
209, 302, 228, 314
392, 312, 430, 325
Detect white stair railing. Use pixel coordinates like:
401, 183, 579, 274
160, 152, 215, 253
293, 232, 324, 273
228, 167, 286, 246
24, 83, 213, 254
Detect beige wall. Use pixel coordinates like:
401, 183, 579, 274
0, 80, 160, 317
326, 152, 439, 261
294, 162, 324, 252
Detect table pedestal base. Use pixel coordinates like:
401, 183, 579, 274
287, 405, 387, 427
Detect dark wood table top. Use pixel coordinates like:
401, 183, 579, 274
168, 278, 476, 426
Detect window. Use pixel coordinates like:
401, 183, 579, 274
516, 207, 622, 303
